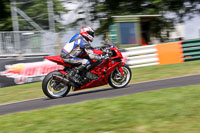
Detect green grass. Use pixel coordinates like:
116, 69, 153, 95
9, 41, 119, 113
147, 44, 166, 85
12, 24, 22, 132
0, 84, 200, 133
131, 60, 200, 83
1, 60, 200, 104
0, 82, 43, 104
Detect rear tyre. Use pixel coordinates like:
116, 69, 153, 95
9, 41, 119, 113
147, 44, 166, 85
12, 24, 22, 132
42, 71, 71, 99
108, 64, 132, 88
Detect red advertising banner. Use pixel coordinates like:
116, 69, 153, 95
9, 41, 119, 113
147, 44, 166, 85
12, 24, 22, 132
0, 58, 63, 88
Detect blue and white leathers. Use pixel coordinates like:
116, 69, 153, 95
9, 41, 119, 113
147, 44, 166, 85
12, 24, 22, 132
61, 34, 101, 66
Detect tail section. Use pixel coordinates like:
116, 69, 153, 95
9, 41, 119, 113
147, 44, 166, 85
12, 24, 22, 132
44, 55, 72, 67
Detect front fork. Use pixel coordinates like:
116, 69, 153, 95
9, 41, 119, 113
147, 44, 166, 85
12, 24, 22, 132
117, 62, 125, 76
113, 63, 125, 81
118, 67, 124, 77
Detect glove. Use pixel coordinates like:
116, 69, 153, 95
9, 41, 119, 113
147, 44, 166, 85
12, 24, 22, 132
101, 55, 109, 60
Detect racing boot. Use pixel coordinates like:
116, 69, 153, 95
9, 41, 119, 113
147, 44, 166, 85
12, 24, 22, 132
67, 65, 86, 85
76, 64, 87, 71
67, 68, 80, 84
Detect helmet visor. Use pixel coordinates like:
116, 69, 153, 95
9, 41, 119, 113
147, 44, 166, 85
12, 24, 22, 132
87, 31, 94, 38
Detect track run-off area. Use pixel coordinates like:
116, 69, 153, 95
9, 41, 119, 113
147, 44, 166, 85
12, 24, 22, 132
0, 74, 200, 116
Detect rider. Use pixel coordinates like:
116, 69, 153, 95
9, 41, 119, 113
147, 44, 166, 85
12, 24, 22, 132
61, 26, 107, 84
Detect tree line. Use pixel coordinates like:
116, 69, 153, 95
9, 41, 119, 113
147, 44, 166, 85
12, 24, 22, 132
1, 0, 200, 40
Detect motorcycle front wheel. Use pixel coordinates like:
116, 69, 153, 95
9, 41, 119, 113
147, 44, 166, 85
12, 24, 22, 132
108, 64, 132, 88
42, 71, 71, 99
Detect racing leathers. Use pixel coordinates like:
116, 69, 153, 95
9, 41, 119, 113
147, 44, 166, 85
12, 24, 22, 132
61, 33, 103, 84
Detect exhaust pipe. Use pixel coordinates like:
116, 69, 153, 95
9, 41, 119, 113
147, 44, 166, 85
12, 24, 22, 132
52, 74, 80, 88
52, 75, 69, 85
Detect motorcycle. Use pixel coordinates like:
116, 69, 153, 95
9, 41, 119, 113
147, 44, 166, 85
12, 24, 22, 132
42, 40, 132, 99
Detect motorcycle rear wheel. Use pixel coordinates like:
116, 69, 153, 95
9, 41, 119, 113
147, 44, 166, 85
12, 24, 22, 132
108, 64, 132, 88
42, 71, 71, 99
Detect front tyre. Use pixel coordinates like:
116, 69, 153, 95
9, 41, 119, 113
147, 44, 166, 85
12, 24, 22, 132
42, 71, 71, 99
108, 64, 132, 88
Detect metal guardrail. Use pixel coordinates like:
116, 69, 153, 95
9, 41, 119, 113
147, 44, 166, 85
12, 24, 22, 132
121, 45, 159, 68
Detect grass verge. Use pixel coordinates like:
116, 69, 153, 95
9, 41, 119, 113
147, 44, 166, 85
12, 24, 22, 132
0, 84, 200, 133
1, 60, 200, 104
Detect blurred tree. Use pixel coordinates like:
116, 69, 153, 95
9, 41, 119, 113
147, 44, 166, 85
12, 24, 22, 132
0, 0, 68, 32
90, 0, 200, 41
0, 0, 12, 31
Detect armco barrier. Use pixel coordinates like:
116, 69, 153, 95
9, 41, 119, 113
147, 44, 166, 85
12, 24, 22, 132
121, 41, 184, 67
155, 41, 184, 65
181, 38, 200, 61
121, 38, 200, 68
122, 45, 159, 68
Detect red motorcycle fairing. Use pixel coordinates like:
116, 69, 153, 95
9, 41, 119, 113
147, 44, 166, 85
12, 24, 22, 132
44, 55, 73, 67
73, 59, 125, 91
110, 47, 123, 60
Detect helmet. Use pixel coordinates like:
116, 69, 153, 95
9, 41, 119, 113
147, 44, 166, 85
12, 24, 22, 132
80, 26, 94, 42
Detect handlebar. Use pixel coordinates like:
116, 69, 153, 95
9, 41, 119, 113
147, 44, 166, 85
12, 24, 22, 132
101, 47, 112, 58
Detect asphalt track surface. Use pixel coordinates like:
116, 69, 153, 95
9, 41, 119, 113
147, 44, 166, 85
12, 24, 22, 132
1, 74, 200, 116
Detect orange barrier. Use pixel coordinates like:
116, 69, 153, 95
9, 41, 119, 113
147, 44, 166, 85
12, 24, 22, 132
156, 42, 184, 65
